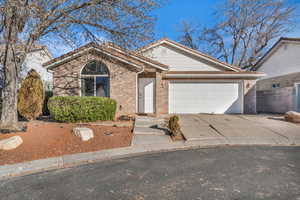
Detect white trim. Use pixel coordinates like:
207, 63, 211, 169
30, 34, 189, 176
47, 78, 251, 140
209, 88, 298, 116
138, 77, 156, 114
168, 80, 244, 114
140, 39, 240, 72
45, 47, 142, 70
79, 61, 110, 97
165, 73, 265, 79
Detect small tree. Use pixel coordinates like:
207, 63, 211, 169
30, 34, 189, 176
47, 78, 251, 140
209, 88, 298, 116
168, 115, 183, 140
17, 69, 44, 121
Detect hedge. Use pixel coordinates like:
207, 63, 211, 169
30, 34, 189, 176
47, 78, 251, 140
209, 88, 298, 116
48, 96, 117, 122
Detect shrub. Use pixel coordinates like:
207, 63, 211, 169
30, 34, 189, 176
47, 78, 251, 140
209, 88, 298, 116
48, 96, 117, 122
42, 91, 53, 116
168, 115, 182, 138
18, 69, 44, 120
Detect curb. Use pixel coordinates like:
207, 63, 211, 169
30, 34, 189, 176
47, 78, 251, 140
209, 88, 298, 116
0, 141, 212, 180
1, 141, 300, 180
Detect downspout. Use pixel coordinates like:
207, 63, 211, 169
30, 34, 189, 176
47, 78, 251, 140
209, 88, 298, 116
136, 65, 145, 114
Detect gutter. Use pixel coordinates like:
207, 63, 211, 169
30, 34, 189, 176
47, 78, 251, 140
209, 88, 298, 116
164, 73, 265, 79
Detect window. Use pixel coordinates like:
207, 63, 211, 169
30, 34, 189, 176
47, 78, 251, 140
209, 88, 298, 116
81, 61, 110, 97
272, 83, 280, 89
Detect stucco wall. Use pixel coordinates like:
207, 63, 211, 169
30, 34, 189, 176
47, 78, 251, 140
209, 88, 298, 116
52, 52, 137, 117
257, 87, 295, 113
257, 42, 300, 79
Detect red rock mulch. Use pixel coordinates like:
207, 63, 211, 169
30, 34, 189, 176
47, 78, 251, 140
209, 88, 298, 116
0, 121, 133, 165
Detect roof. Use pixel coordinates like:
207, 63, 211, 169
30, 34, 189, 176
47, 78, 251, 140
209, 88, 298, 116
252, 37, 300, 71
43, 42, 168, 71
137, 38, 242, 72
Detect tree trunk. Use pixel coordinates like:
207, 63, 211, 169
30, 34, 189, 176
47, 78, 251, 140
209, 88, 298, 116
0, 3, 24, 132
1, 54, 19, 130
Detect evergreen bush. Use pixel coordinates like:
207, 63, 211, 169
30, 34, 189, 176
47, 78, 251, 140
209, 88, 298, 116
17, 70, 44, 120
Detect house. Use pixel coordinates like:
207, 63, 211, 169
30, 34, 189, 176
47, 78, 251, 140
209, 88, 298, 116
252, 37, 300, 113
43, 38, 264, 117
0, 45, 53, 91
20, 45, 53, 90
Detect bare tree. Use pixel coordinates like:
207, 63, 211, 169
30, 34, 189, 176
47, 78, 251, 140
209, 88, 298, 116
0, 0, 162, 131
178, 21, 200, 50
179, 0, 298, 68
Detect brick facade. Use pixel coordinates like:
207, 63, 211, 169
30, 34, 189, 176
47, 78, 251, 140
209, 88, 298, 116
52, 52, 138, 117
155, 72, 169, 116
243, 80, 257, 114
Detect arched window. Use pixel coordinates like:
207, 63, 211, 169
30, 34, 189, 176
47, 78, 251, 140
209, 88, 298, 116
81, 60, 110, 97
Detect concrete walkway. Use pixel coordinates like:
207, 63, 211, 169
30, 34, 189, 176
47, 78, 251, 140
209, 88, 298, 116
132, 116, 172, 145
179, 114, 300, 145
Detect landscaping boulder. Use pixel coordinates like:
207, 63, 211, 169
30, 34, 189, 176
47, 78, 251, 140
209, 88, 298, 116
284, 111, 300, 123
73, 127, 94, 141
0, 136, 23, 150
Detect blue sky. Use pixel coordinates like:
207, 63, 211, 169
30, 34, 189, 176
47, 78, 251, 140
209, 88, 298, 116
49, 0, 300, 57
153, 0, 300, 41
153, 0, 221, 40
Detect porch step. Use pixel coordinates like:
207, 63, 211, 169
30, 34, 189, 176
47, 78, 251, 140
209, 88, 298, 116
135, 120, 165, 128
133, 127, 167, 135
135, 116, 165, 123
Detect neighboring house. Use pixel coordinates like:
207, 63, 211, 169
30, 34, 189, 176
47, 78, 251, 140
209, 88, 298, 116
20, 46, 53, 90
252, 37, 300, 113
43, 38, 264, 117
0, 45, 53, 91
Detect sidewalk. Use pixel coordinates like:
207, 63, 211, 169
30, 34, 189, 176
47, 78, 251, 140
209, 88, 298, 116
1, 116, 300, 180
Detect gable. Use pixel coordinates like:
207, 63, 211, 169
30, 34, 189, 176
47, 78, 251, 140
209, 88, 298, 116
44, 42, 168, 71
139, 39, 240, 72
142, 44, 221, 71
257, 42, 300, 79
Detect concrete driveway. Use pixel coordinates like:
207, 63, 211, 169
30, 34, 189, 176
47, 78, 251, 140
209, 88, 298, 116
179, 114, 300, 146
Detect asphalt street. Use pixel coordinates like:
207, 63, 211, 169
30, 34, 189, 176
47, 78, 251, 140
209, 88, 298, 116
1, 146, 300, 200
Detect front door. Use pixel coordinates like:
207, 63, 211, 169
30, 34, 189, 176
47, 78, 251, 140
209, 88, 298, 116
138, 78, 155, 113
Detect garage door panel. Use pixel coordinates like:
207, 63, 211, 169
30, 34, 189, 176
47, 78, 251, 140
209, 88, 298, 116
169, 82, 242, 114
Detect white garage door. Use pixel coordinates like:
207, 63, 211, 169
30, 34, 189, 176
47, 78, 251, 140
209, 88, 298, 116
169, 82, 243, 114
